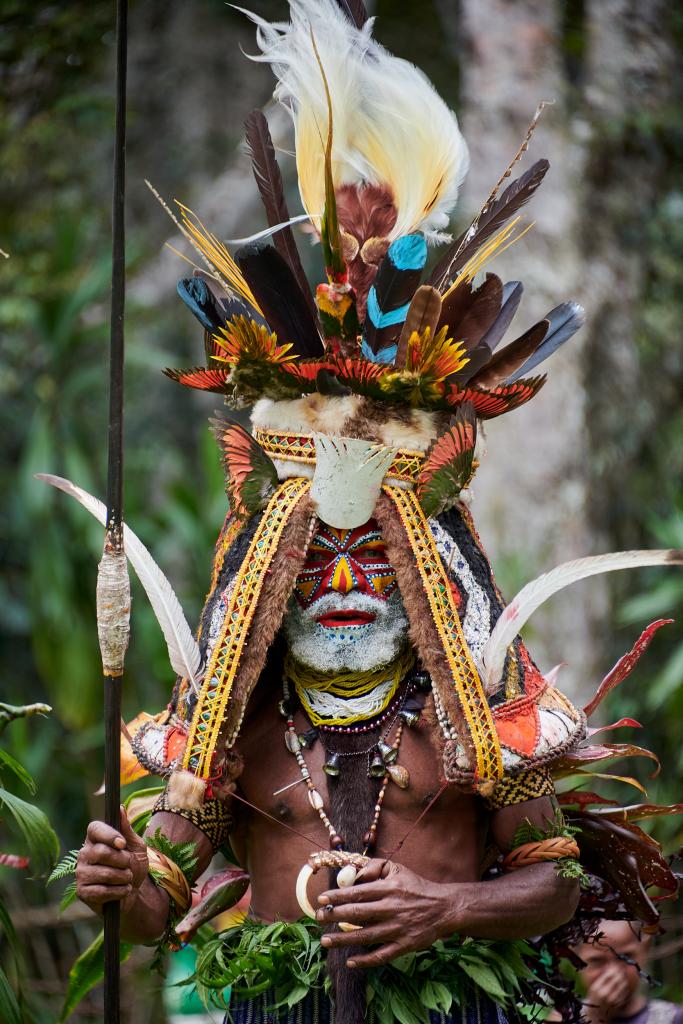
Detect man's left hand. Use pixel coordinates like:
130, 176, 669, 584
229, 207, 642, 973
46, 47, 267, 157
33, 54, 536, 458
316, 858, 457, 968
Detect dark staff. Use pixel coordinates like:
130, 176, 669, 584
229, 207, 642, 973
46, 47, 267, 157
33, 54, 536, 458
96, 0, 129, 1019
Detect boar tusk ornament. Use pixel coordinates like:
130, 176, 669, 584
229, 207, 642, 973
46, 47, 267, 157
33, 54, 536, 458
296, 850, 370, 932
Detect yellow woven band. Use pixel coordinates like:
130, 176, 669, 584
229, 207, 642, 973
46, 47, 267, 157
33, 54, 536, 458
147, 847, 192, 912
183, 478, 312, 779
254, 427, 425, 485
383, 485, 503, 782
502, 837, 581, 872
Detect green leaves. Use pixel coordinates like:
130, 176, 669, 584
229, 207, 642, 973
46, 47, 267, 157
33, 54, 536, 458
0, 965, 22, 1024
146, 826, 198, 879
47, 848, 79, 885
58, 931, 133, 1023
191, 919, 536, 1020
0, 785, 59, 877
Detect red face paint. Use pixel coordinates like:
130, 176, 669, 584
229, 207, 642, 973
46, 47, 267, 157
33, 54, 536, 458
294, 519, 397, 624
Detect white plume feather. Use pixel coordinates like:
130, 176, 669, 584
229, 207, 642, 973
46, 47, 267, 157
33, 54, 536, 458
482, 549, 683, 692
36, 474, 202, 684
237, 0, 469, 241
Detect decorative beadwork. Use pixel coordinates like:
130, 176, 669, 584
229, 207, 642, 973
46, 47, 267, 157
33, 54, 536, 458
254, 427, 425, 485
482, 767, 555, 810
384, 485, 504, 782
182, 478, 312, 779
153, 789, 234, 851
282, 676, 409, 853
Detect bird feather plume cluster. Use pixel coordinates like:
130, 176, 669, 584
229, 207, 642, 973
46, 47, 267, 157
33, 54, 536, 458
237, 0, 469, 245
163, 0, 586, 423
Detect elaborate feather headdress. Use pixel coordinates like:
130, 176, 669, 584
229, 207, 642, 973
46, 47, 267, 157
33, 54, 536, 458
49, 1, 679, 815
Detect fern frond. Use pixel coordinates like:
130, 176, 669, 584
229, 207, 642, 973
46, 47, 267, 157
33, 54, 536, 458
146, 827, 198, 879
60, 880, 79, 911
47, 849, 79, 886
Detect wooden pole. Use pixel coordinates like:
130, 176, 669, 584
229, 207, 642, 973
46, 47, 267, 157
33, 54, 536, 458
99, 1, 128, 1019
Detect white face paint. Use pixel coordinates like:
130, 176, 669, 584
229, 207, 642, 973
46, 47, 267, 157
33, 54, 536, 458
283, 589, 409, 673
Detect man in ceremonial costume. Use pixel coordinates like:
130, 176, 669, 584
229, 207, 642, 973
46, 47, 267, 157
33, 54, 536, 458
70, 2, 681, 1021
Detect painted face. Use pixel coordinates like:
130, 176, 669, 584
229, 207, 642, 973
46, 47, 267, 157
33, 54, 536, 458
294, 521, 397, 619
284, 518, 409, 672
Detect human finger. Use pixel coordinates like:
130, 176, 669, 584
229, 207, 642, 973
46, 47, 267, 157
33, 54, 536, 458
347, 943, 404, 969
82, 843, 131, 869
77, 882, 132, 906
317, 880, 391, 906
316, 899, 393, 925
118, 806, 148, 851
321, 923, 396, 949
86, 820, 127, 850
76, 863, 133, 887
354, 859, 394, 884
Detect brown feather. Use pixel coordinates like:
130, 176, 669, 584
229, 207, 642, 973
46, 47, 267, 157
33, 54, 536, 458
395, 286, 443, 368
447, 342, 492, 387
470, 319, 549, 388
429, 159, 549, 289
440, 273, 502, 350
244, 110, 317, 320
336, 183, 397, 320
479, 281, 523, 352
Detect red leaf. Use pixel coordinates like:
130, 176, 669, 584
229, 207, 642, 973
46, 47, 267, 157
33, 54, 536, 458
561, 742, 660, 778
588, 718, 642, 737
584, 619, 674, 717
0, 853, 30, 869
556, 789, 620, 810
593, 802, 683, 824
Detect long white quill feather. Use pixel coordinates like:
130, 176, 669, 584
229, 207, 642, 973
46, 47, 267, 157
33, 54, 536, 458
36, 473, 202, 684
482, 549, 683, 692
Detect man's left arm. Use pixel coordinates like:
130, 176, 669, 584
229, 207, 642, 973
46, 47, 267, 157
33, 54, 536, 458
316, 794, 580, 968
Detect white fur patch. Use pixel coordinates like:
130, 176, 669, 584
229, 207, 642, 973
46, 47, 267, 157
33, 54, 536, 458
251, 394, 441, 453
251, 395, 361, 437
376, 409, 440, 452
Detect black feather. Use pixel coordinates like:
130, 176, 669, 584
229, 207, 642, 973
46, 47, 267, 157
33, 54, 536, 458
244, 109, 317, 321
362, 234, 427, 360
508, 302, 585, 381
447, 343, 492, 387
235, 243, 324, 358
429, 159, 550, 289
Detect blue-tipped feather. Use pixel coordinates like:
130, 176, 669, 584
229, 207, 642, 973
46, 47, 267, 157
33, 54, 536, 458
363, 234, 427, 361
508, 302, 585, 381
177, 277, 222, 332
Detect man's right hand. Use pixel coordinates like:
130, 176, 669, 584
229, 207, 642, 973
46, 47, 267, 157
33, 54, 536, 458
76, 806, 150, 914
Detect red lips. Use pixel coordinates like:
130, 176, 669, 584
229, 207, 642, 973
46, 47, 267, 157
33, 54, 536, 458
316, 610, 377, 628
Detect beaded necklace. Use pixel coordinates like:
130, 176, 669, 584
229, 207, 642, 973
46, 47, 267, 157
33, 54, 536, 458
280, 668, 430, 853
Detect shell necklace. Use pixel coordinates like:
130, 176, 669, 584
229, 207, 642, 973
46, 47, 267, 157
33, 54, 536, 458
280, 675, 425, 854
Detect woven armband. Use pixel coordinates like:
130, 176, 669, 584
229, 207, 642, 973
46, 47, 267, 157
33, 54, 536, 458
153, 789, 234, 851
147, 847, 192, 912
502, 836, 580, 872
483, 767, 555, 810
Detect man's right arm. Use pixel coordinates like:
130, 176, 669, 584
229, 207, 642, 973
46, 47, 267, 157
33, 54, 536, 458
76, 807, 215, 944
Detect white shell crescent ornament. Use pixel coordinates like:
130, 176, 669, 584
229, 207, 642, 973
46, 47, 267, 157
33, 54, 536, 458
295, 851, 370, 932
310, 434, 396, 529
